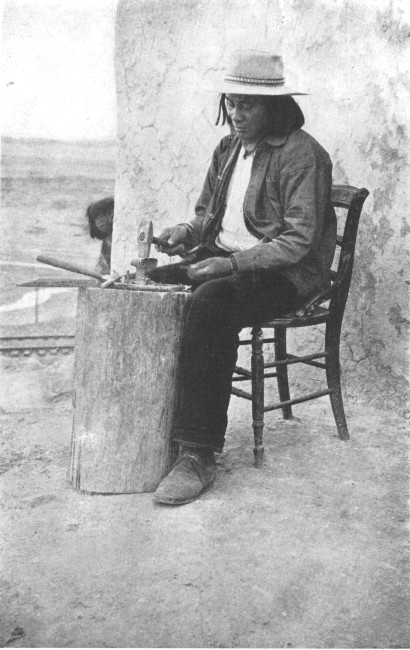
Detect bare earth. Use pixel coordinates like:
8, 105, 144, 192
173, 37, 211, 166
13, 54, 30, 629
0, 353, 409, 648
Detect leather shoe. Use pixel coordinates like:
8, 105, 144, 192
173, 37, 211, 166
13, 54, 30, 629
153, 446, 216, 505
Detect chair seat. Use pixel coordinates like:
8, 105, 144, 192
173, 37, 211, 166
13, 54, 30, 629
260, 306, 329, 329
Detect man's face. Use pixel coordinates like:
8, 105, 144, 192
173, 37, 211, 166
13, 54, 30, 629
225, 94, 270, 143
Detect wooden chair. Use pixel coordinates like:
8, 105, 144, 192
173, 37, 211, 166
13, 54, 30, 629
232, 185, 370, 467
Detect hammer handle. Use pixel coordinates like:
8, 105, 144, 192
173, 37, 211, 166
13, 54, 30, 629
152, 236, 171, 248
37, 255, 104, 281
152, 237, 187, 257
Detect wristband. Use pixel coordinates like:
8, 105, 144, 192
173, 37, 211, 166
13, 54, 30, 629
229, 254, 239, 273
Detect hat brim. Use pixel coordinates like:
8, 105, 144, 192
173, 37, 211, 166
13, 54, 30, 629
220, 80, 308, 96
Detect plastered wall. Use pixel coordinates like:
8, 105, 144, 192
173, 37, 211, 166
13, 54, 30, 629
113, 0, 409, 415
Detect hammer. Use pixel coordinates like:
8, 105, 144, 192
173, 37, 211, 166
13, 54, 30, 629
130, 219, 159, 279
131, 219, 191, 271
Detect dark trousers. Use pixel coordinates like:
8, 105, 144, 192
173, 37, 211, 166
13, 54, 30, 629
164, 267, 299, 453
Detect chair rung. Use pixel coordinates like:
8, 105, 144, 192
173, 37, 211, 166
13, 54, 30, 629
234, 365, 252, 378
233, 371, 278, 382
231, 386, 252, 400
238, 337, 276, 346
286, 353, 327, 369
264, 352, 327, 369
264, 389, 331, 412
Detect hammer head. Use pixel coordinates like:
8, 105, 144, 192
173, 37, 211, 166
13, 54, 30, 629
137, 219, 153, 259
132, 219, 157, 280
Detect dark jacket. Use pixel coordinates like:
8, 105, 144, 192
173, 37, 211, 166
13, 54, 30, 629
184, 129, 337, 297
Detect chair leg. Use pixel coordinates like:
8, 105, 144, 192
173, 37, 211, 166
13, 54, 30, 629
325, 323, 349, 440
251, 326, 264, 467
274, 327, 293, 419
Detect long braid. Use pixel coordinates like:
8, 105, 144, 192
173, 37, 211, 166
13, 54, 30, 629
215, 93, 229, 126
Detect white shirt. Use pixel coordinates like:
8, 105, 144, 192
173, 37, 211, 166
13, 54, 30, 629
216, 147, 259, 252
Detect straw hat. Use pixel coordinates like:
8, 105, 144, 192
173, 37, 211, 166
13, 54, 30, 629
220, 50, 307, 96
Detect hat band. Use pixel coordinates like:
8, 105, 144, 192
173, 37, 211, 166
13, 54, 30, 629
225, 74, 285, 87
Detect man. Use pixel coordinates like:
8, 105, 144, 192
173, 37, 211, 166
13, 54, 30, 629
152, 50, 337, 505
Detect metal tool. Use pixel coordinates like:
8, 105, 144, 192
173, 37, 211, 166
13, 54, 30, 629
36, 255, 122, 289
100, 272, 122, 288
132, 220, 199, 265
130, 219, 159, 279
37, 255, 105, 281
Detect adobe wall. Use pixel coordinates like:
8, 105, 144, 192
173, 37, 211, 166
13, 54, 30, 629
113, 0, 409, 415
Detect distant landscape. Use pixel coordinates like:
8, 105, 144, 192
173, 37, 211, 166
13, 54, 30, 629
0, 137, 116, 334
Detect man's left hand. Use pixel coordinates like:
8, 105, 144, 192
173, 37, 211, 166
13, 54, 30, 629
187, 257, 232, 283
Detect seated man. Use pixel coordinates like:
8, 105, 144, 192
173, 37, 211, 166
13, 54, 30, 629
152, 50, 337, 505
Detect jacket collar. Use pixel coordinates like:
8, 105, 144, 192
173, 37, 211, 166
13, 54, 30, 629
263, 134, 289, 147
230, 132, 289, 151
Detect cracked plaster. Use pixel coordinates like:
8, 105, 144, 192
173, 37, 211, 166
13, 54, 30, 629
113, 0, 409, 415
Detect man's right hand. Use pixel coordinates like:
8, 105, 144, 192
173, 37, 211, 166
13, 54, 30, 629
155, 225, 189, 257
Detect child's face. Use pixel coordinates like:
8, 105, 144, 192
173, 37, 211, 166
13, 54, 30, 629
95, 212, 113, 234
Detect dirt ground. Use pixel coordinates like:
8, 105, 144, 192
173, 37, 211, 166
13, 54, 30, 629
0, 355, 409, 649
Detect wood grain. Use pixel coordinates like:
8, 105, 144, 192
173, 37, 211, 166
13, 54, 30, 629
70, 287, 189, 493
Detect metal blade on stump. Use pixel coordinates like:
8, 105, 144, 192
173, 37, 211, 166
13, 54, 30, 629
70, 287, 189, 493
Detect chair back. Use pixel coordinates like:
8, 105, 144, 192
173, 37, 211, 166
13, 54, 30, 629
328, 185, 369, 316
299, 185, 369, 318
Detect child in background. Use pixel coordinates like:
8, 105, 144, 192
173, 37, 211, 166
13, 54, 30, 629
86, 197, 114, 274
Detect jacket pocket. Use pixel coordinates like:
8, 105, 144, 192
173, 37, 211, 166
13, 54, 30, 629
265, 175, 280, 201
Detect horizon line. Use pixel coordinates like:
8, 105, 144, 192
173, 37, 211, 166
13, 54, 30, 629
2, 135, 117, 145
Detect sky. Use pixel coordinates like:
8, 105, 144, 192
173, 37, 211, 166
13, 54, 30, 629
2, 0, 118, 140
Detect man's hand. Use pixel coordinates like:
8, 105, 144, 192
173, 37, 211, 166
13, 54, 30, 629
155, 225, 189, 256
187, 257, 232, 283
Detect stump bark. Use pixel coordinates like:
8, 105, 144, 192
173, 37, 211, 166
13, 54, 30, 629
70, 287, 189, 493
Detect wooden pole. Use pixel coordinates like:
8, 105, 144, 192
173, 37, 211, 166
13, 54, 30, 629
70, 287, 189, 493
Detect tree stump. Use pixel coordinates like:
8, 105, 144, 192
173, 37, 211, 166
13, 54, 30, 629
70, 287, 189, 493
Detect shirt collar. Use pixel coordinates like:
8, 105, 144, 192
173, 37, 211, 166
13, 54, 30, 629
242, 145, 256, 160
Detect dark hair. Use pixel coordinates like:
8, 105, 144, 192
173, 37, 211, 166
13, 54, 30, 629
216, 94, 305, 137
86, 196, 114, 240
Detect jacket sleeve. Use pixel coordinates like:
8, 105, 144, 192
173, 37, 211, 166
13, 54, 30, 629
233, 158, 331, 272
179, 136, 232, 245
